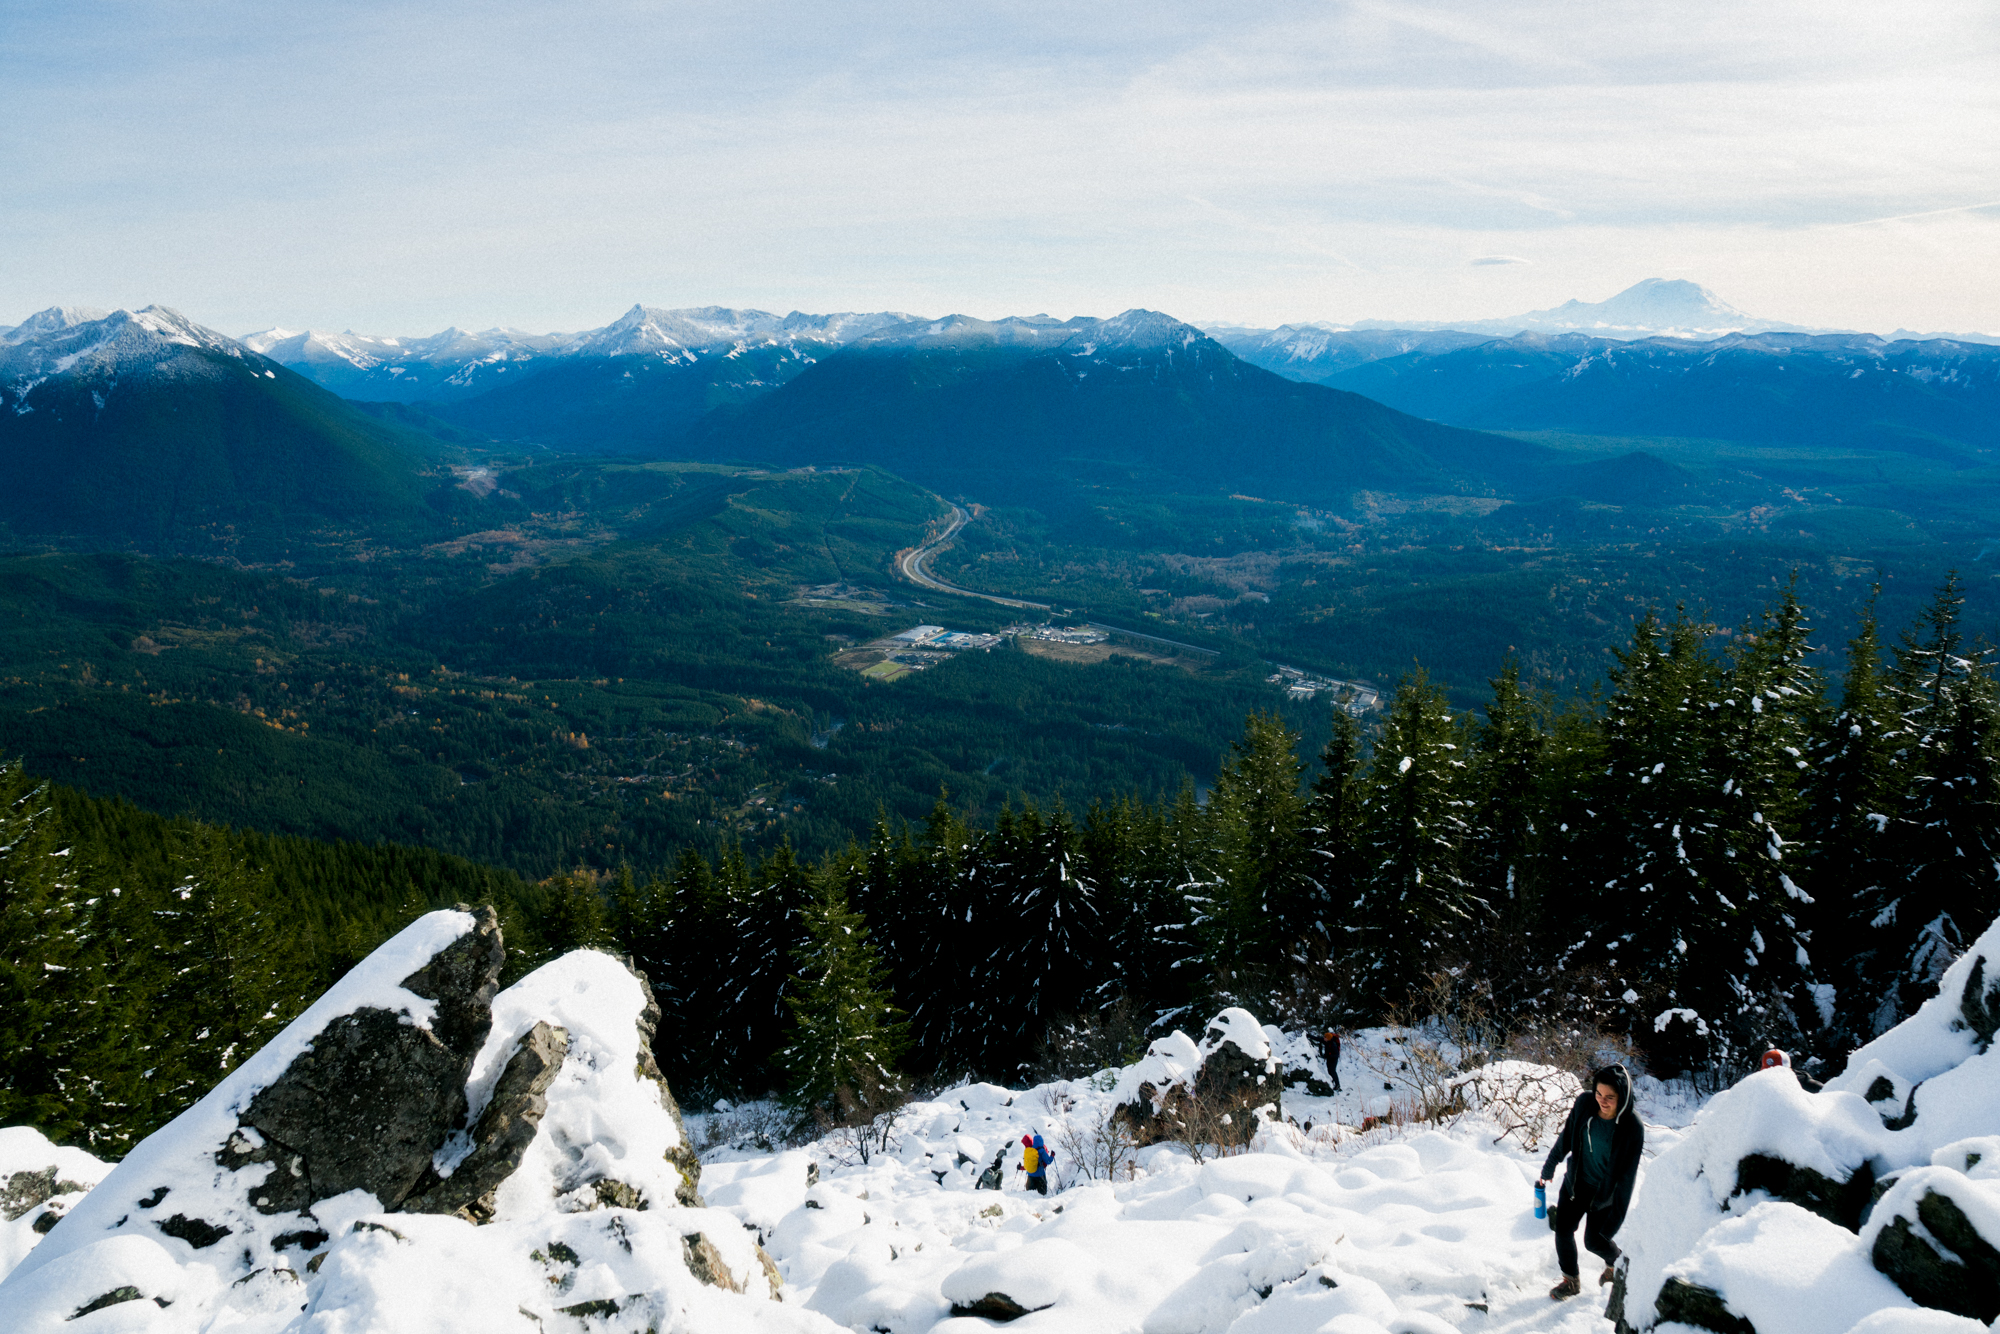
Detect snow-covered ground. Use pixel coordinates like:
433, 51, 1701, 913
8, 908, 1996, 1333
686, 1026, 1707, 1334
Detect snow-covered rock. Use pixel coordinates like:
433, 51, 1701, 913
0, 909, 813, 1333
1110, 1009, 1283, 1149
0, 1128, 110, 1279
1618, 911, 2000, 1332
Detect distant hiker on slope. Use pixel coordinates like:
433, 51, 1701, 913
1538, 1063, 1643, 1301
1019, 1132, 1053, 1196
1318, 1028, 1343, 1092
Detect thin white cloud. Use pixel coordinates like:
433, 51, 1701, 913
1826, 199, 2000, 228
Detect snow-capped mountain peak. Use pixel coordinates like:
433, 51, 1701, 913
1078, 308, 1212, 353
2, 306, 254, 384
2, 306, 114, 345
1512, 278, 1754, 335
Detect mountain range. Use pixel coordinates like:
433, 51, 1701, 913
8, 286, 2000, 555
1, 304, 1555, 545
0, 306, 442, 552
1212, 327, 2000, 461
677, 308, 1549, 504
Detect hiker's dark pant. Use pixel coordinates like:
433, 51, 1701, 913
1322, 1047, 1341, 1091
1026, 1174, 1047, 1196
1553, 1190, 1621, 1277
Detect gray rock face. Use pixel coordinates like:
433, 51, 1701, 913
397, 910, 507, 1056
403, 1020, 569, 1220
682, 1232, 742, 1292
217, 906, 505, 1215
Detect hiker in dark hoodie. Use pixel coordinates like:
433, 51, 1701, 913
1538, 1063, 1643, 1301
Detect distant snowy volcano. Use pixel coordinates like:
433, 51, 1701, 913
1351, 278, 1791, 338
1497, 278, 1760, 336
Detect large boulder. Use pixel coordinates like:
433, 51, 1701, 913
0, 909, 815, 1333
1111, 1008, 1282, 1149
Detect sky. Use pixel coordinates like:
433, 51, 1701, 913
4, 0, 1996, 337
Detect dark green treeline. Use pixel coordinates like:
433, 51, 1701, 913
611, 575, 2000, 1096
6, 577, 1998, 1151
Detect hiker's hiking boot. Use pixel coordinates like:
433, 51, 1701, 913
1600, 1264, 1617, 1287
1549, 1274, 1581, 1301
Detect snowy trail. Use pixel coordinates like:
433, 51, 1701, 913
695, 1033, 1702, 1334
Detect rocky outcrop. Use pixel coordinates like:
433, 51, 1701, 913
1616, 912, 2000, 1334
217, 906, 505, 1216
1113, 1009, 1282, 1150
0, 908, 782, 1330
2, 1167, 89, 1224
950, 1291, 1042, 1320
3, 1164, 93, 1237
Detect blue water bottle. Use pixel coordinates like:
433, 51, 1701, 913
1534, 1183, 1547, 1219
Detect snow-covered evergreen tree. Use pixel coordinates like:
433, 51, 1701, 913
1348, 670, 1478, 1007
1462, 663, 1554, 1008
1705, 586, 1822, 1050
716, 842, 812, 1093
1576, 611, 1724, 1042
1877, 575, 2000, 1024
0, 761, 98, 1139
984, 803, 1100, 1070
1206, 713, 1317, 969
1803, 601, 1902, 1045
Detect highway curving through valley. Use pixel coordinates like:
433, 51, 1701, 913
898, 506, 1050, 610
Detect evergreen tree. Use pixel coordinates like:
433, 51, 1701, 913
776, 883, 908, 1119
1305, 707, 1368, 936
887, 796, 973, 1074
716, 842, 812, 1092
982, 803, 1100, 1078
140, 826, 314, 1112
537, 869, 611, 957
1705, 587, 1822, 1050
1878, 575, 2000, 1023
1348, 670, 1478, 1010
0, 762, 98, 1140
650, 846, 726, 1091
1462, 662, 1552, 1008
1575, 612, 1724, 1038
1804, 597, 1902, 1045
1206, 713, 1315, 971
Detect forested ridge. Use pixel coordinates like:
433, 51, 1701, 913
5, 575, 1997, 1152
